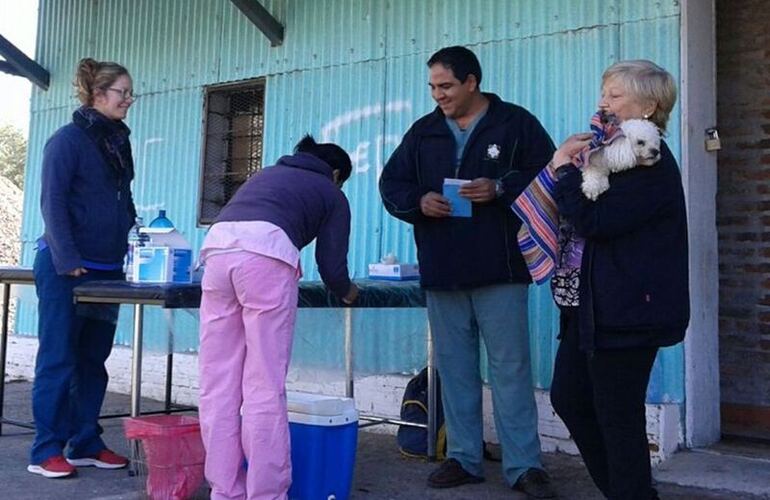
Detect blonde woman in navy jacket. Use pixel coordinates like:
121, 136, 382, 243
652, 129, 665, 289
28, 58, 136, 478
549, 60, 689, 500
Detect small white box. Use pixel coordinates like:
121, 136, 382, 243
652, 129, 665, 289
134, 246, 192, 283
368, 263, 420, 281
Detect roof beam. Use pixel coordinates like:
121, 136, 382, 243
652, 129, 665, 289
0, 60, 21, 76
230, 0, 284, 47
0, 35, 49, 90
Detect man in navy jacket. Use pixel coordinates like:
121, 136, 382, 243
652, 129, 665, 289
379, 46, 556, 497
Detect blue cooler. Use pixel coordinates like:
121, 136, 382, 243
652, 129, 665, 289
287, 391, 358, 500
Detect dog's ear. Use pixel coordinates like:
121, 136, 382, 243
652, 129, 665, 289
603, 136, 638, 168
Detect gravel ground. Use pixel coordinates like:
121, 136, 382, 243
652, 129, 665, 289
2, 381, 766, 500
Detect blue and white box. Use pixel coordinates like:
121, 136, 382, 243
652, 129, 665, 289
287, 392, 358, 500
368, 262, 420, 280
134, 228, 193, 283
134, 246, 192, 283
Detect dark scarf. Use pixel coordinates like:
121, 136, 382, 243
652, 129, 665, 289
72, 106, 134, 189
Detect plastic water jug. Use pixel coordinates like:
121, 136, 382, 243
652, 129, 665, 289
149, 209, 174, 229
125, 216, 149, 281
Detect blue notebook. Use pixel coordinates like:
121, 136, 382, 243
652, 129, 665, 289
443, 178, 472, 217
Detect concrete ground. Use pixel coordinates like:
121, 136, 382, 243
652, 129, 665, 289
1, 380, 768, 499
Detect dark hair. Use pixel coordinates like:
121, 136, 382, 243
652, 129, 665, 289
74, 57, 130, 106
294, 134, 353, 184
427, 46, 482, 87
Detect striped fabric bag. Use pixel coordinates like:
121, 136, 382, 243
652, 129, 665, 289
511, 112, 621, 284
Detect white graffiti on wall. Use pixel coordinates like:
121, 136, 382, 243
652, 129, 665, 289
320, 100, 412, 178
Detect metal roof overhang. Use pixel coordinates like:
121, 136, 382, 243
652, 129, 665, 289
0, 34, 49, 90
0, 1, 281, 91
230, 0, 284, 46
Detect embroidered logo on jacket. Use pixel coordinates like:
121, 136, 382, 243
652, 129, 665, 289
486, 144, 501, 160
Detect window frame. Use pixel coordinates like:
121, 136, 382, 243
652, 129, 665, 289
197, 78, 266, 226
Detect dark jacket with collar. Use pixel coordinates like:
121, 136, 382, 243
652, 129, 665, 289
40, 122, 136, 275
379, 93, 555, 289
215, 152, 353, 298
554, 141, 690, 350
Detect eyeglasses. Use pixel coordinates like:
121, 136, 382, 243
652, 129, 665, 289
106, 87, 138, 101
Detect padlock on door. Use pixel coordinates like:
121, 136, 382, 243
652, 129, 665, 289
705, 128, 721, 151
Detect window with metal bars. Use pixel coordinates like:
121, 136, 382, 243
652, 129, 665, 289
198, 79, 265, 225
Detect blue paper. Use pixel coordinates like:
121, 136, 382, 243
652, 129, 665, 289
443, 178, 472, 217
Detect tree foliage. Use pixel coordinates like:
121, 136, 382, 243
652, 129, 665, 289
0, 124, 27, 189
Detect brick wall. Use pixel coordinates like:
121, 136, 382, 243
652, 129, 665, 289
716, 0, 770, 421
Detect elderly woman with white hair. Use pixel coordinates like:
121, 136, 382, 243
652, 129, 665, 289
548, 60, 689, 500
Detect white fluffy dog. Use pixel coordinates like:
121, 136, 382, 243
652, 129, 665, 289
581, 119, 661, 201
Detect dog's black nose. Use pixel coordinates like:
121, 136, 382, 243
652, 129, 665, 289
649, 148, 660, 157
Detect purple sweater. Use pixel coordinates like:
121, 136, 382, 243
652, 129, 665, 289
215, 152, 352, 298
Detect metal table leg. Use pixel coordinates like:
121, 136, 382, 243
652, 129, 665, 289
164, 353, 173, 412
344, 308, 353, 399
131, 303, 144, 417
164, 309, 174, 412
0, 282, 34, 435
427, 320, 437, 461
128, 303, 144, 475
0, 283, 9, 436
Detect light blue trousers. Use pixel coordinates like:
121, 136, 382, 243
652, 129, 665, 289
426, 283, 542, 486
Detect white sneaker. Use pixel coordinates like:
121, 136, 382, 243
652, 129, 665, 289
66, 449, 129, 469
27, 455, 76, 478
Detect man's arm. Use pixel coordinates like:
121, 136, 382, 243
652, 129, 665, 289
495, 111, 556, 206
379, 132, 435, 224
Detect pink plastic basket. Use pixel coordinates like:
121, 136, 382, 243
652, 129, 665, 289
124, 415, 206, 500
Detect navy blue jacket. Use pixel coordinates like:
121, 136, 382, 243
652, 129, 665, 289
40, 123, 136, 274
215, 153, 353, 299
379, 93, 555, 289
554, 141, 690, 350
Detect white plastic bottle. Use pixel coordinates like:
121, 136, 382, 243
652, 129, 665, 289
125, 216, 146, 282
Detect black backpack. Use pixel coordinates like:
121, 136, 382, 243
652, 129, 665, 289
396, 367, 446, 460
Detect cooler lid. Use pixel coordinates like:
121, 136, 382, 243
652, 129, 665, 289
288, 408, 358, 427
287, 391, 355, 417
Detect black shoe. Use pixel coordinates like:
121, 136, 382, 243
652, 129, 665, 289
427, 458, 484, 489
512, 468, 557, 498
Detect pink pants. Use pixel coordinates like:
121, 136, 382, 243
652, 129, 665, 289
199, 251, 299, 500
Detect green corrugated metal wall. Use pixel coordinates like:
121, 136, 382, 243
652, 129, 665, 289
17, 0, 683, 401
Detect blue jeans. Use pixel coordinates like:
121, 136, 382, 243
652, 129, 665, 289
426, 283, 542, 486
30, 247, 121, 464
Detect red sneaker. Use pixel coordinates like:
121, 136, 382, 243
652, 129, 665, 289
27, 455, 76, 478
67, 449, 129, 469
